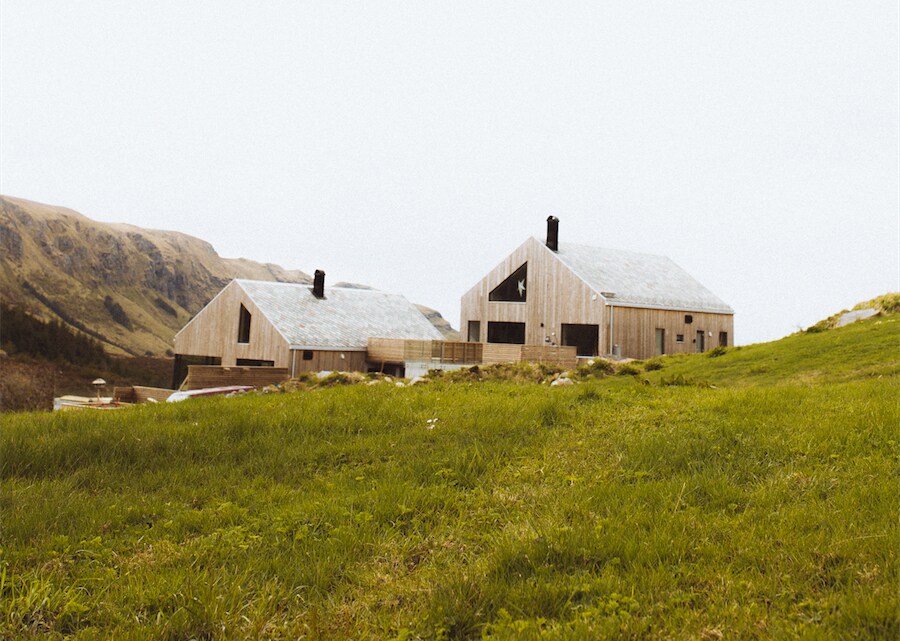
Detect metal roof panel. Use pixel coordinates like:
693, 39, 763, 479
551, 242, 734, 314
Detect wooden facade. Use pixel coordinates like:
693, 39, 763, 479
174, 281, 291, 368
461, 236, 734, 361
462, 238, 604, 346
289, 349, 368, 375
609, 307, 733, 359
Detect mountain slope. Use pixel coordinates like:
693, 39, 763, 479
1, 195, 456, 356
1, 195, 313, 356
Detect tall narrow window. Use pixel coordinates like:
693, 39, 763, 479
719, 332, 728, 347
655, 328, 665, 356
467, 320, 481, 342
489, 263, 527, 302
237, 304, 251, 343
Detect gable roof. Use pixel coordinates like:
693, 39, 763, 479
544, 240, 733, 314
235, 279, 444, 349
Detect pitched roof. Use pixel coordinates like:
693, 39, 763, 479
235, 280, 444, 349
548, 240, 733, 314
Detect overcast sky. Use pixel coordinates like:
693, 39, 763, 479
2, 1, 898, 345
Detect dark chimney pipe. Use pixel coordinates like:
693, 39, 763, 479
313, 270, 325, 299
546, 216, 559, 252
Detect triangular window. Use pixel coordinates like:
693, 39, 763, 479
489, 263, 527, 302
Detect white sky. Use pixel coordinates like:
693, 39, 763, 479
2, 1, 898, 345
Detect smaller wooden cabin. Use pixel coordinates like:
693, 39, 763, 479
172, 275, 444, 387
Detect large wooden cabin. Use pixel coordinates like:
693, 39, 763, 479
460, 217, 734, 360
172, 273, 444, 387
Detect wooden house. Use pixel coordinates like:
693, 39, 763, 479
172, 272, 444, 386
460, 218, 734, 360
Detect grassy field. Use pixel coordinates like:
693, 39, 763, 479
1, 314, 897, 639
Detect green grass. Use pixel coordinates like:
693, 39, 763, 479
1, 316, 898, 639
640, 313, 900, 388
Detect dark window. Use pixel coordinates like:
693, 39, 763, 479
467, 320, 481, 342
489, 263, 527, 302
171, 354, 222, 389
237, 304, 251, 343
696, 330, 706, 352
561, 323, 599, 357
676, 334, 684, 343
302, 350, 314, 361
487, 321, 526, 344
236, 358, 274, 367
719, 332, 728, 347
655, 328, 665, 356
684, 314, 693, 324
368, 363, 405, 377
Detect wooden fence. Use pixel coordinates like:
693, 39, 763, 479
114, 386, 177, 404
181, 366, 290, 391
366, 339, 577, 369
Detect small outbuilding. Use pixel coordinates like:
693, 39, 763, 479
461, 217, 734, 360
172, 273, 444, 386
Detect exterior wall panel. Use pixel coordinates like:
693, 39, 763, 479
291, 349, 368, 374
461, 237, 606, 352
173, 281, 290, 367
610, 307, 734, 360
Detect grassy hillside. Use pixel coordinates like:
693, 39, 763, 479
1, 314, 897, 639
639, 312, 900, 388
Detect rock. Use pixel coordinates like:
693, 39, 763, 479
836, 308, 878, 327
410, 376, 429, 386
551, 377, 574, 386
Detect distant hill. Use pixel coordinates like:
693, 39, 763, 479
1, 195, 457, 355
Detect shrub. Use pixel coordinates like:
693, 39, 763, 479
104, 296, 133, 331
574, 359, 615, 379
0, 367, 47, 412
643, 358, 664, 371
707, 346, 728, 358
852, 292, 900, 314
616, 364, 640, 376
439, 362, 564, 384
154, 297, 178, 317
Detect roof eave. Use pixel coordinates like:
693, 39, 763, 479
289, 345, 368, 352
606, 300, 734, 314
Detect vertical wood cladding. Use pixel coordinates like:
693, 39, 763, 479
290, 349, 368, 374
461, 237, 606, 350
174, 281, 290, 367
610, 307, 733, 359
